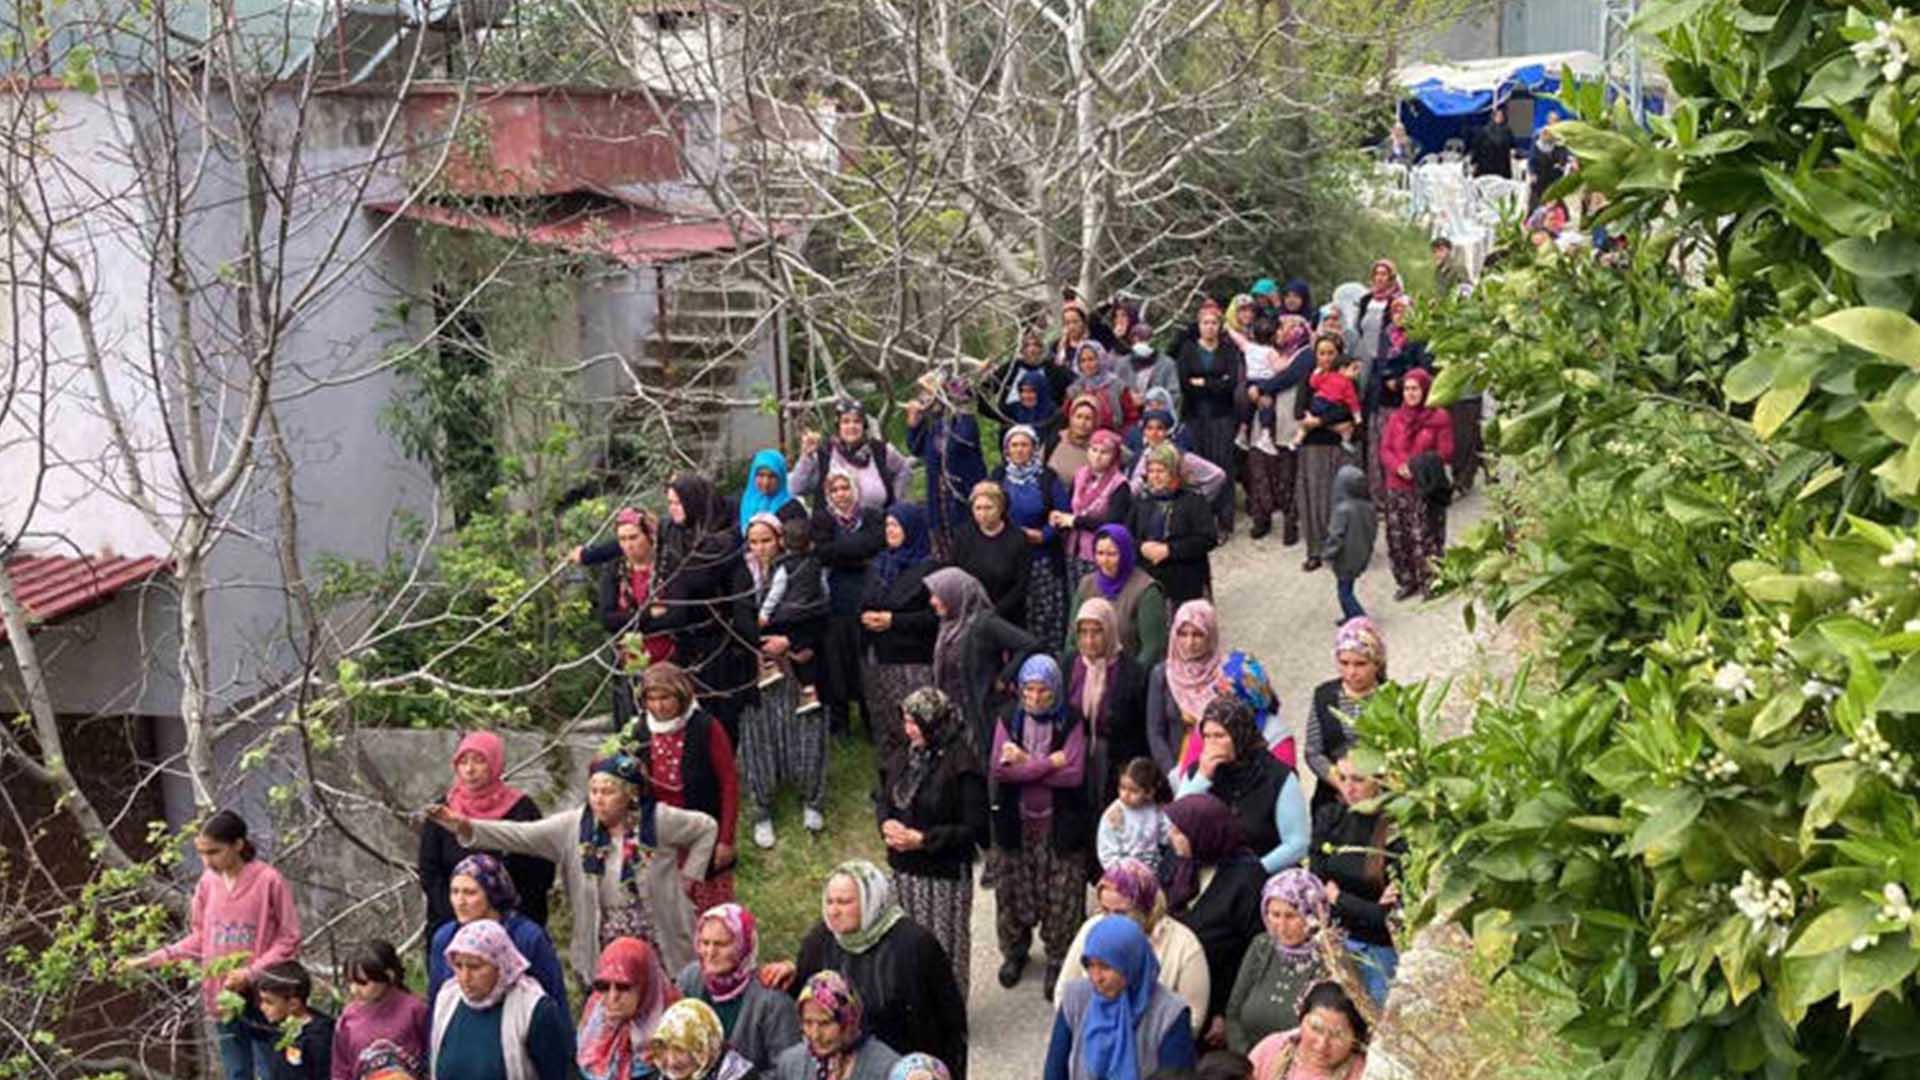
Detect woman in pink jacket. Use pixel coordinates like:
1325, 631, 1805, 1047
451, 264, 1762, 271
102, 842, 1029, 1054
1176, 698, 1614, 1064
1376, 368, 1455, 601
128, 810, 302, 1080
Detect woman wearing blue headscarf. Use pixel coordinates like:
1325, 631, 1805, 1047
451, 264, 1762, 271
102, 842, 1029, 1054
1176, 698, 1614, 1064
1044, 915, 1197, 1079
989, 654, 1092, 1000
858, 502, 941, 757
736, 449, 804, 535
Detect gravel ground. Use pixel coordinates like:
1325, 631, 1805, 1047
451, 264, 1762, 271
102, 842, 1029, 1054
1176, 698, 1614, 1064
957, 486, 1502, 1078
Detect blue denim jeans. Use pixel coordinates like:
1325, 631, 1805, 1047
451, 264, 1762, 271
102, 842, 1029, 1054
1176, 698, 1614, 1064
216, 1010, 274, 1080
1345, 937, 1399, 1006
1336, 576, 1367, 621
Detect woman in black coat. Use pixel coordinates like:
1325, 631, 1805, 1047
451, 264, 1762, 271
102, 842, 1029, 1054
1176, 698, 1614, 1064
646, 474, 761, 742
1165, 793, 1267, 1043
859, 502, 941, 758
949, 480, 1032, 625
1312, 752, 1406, 1007
1127, 445, 1218, 609
811, 470, 887, 736
1173, 303, 1247, 536
924, 566, 1042, 760
1065, 596, 1150, 807
877, 687, 989, 1000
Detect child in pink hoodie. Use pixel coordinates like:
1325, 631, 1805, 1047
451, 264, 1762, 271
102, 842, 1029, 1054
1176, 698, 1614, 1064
130, 810, 302, 1080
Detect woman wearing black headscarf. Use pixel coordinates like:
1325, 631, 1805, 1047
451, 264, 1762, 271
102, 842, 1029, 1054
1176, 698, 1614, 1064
650, 474, 761, 741
860, 503, 941, 758
1164, 793, 1267, 1043
878, 687, 989, 1000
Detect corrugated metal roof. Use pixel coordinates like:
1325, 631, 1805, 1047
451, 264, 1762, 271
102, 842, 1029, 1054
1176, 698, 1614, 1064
1, 554, 170, 641
367, 197, 771, 264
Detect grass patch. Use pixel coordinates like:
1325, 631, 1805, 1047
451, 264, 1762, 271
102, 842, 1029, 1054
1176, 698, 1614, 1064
735, 731, 890, 960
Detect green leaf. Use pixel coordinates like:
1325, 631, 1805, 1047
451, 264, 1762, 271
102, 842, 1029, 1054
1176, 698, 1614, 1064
1839, 937, 1920, 1020
1778, 949, 1845, 1024
1786, 903, 1879, 957
1827, 235, 1920, 279
1815, 307, 1920, 367
1803, 761, 1862, 844
1877, 652, 1920, 713
1634, 0, 1715, 34
1799, 53, 1878, 107
1684, 129, 1753, 157
1629, 787, 1705, 856
1753, 379, 1811, 438
1663, 488, 1730, 526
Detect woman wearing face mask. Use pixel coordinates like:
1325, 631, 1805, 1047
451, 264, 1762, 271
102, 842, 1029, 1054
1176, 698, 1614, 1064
1172, 301, 1248, 537
644, 999, 757, 1080
428, 920, 573, 1080
1224, 870, 1351, 1054
1303, 619, 1386, 815
791, 401, 915, 513
619, 662, 740, 913
1069, 525, 1168, 671
1065, 598, 1151, 805
426, 754, 716, 981
1053, 429, 1135, 586
1144, 600, 1224, 776
989, 655, 1092, 1000
124, 811, 300, 1080
672, 905, 800, 1074
1248, 981, 1371, 1080
1311, 755, 1404, 1007
1043, 915, 1198, 1080
424, 855, 570, 1020
331, 941, 429, 1080
419, 731, 553, 949
877, 688, 988, 1000
995, 425, 1074, 650
575, 936, 676, 1080
1118, 316, 1180, 440
775, 973, 902, 1080
761, 863, 968, 1077
1054, 860, 1211, 1037
1125, 445, 1217, 610
857, 504, 940, 758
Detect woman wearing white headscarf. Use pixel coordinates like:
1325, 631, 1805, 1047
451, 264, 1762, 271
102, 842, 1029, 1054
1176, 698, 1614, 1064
430, 919, 574, 1080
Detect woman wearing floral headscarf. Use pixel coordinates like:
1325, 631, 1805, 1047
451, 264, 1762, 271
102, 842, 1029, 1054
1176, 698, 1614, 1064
587, 508, 675, 733
1054, 429, 1135, 586
858, 502, 941, 758
878, 688, 988, 999
989, 655, 1093, 1000
1144, 600, 1224, 776
1225, 870, 1351, 1054
1054, 860, 1210, 1037
1164, 794, 1268, 1041
1304, 619, 1387, 814
425, 854, 569, 1020
673, 906, 799, 1075
1172, 676, 1308, 875
426, 754, 717, 981
429, 920, 573, 1080
1125, 444, 1216, 609
775, 972, 902, 1080
419, 731, 553, 947
575, 936, 676, 1080
646, 999, 756, 1080
1043, 915, 1197, 1080
1070, 525, 1168, 670
762, 863, 967, 1077
737, 515, 826, 851
1066, 597, 1150, 805
888, 1053, 952, 1080
996, 424, 1074, 649
620, 662, 740, 913
811, 468, 887, 738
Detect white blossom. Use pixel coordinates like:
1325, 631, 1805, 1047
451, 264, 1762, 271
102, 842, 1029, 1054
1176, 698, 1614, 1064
1714, 662, 1757, 700
1881, 536, 1920, 568
1883, 882, 1915, 924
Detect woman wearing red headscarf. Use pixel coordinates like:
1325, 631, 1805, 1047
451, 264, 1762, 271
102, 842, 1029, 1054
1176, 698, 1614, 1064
1052, 428, 1135, 586
418, 731, 554, 945
1375, 368, 1454, 600
576, 936, 678, 1080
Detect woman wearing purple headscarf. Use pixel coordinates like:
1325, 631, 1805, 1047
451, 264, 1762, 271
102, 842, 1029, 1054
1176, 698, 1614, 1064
1054, 860, 1211, 1036
1224, 869, 1353, 1053
1069, 525, 1169, 669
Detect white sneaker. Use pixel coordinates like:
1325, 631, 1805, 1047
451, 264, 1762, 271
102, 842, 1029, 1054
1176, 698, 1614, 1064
803, 808, 825, 833
753, 819, 776, 849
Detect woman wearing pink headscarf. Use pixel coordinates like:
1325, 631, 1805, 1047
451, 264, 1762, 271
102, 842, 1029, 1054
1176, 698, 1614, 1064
419, 731, 554, 944
1052, 428, 1136, 586
430, 919, 573, 1080
1144, 601, 1225, 776
1304, 618, 1387, 815
673, 904, 802, 1075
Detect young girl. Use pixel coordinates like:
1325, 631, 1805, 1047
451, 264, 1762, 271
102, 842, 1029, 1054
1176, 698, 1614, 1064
128, 811, 302, 1080
330, 941, 429, 1080
1097, 756, 1175, 875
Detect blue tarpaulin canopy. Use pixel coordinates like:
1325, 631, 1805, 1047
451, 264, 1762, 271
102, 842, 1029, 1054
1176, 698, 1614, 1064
1394, 50, 1662, 156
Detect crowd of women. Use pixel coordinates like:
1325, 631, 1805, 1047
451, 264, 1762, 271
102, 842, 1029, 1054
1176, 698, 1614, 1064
132, 266, 1470, 1080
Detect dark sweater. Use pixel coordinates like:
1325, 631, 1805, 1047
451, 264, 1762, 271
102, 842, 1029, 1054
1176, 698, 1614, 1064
877, 741, 989, 880
1311, 802, 1405, 948
1172, 857, 1268, 1026
950, 523, 1032, 623
859, 561, 940, 667
1125, 489, 1217, 609
792, 920, 970, 1079
418, 794, 553, 936
261, 1010, 334, 1080
810, 505, 886, 616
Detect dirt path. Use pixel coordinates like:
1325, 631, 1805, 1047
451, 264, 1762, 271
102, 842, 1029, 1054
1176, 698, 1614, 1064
959, 488, 1499, 1077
